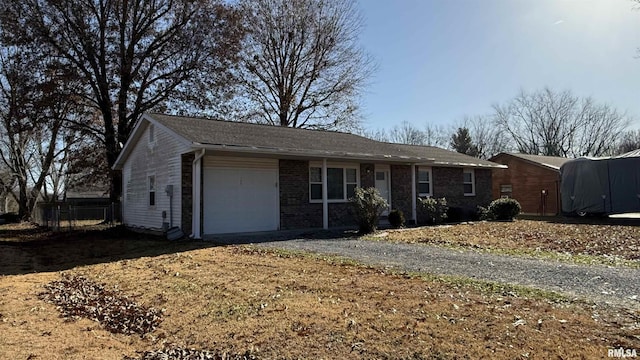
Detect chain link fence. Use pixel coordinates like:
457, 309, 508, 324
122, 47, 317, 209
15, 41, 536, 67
34, 202, 121, 230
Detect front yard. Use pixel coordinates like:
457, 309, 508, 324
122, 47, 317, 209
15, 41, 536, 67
377, 219, 640, 266
0, 222, 639, 359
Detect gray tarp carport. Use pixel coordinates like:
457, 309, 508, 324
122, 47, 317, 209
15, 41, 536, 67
560, 150, 640, 215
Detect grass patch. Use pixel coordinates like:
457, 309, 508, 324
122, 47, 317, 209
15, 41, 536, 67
372, 220, 640, 268
0, 223, 638, 359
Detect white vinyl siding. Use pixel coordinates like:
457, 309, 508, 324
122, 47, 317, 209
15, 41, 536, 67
122, 122, 189, 230
309, 163, 360, 202
148, 175, 156, 207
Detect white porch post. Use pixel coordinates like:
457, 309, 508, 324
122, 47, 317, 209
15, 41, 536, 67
192, 149, 205, 239
322, 158, 328, 229
411, 164, 417, 224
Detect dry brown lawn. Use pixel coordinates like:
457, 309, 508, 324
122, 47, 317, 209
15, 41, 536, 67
0, 223, 639, 359
381, 219, 640, 262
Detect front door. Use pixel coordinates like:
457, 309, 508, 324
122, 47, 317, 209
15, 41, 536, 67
375, 165, 391, 215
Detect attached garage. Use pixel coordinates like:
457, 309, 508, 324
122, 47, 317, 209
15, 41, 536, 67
202, 156, 279, 234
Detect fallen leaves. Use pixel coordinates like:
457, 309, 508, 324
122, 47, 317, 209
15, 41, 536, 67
384, 220, 640, 262
38, 274, 162, 336
124, 347, 258, 360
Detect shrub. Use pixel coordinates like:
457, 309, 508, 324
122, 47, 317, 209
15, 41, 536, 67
477, 205, 491, 221
388, 209, 405, 228
486, 198, 521, 221
418, 197, 448, 225
349, 187, 388, 234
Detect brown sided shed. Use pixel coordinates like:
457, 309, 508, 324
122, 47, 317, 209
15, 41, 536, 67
489, 153, 572, 216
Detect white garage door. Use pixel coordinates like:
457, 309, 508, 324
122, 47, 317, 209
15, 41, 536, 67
202, 157, 279, 234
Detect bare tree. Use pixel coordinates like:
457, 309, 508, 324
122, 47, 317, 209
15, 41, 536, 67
239, 0, 374, 130
362, 121, 449, 148
0, 0, 244, 201
493, 88, 628, 157
615, 129, 640, 154
423, 124, 450, 148
359, 128, 390, 143
0, 46, 82, 219
388, 121, 427, 145
459, 115, 511, 159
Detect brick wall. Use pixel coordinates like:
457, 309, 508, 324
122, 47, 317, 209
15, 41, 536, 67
279, 160, 370, 229
430, 167, 492, 209
432, 167, 463, 206
328, 203, 354, 227
180, 153, 194, 235
391, 165, 412, 217
360, 163, 375, 188
490, 155, 561, 215
414, 166, 492, 224
279, 160, 323, 229
474, 169, 493, 206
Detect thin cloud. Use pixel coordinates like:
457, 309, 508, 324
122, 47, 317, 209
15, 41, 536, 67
553, 20, 565, 25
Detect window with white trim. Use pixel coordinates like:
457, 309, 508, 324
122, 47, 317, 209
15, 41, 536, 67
309, 167, 322, 200
148, 175, 156, 206
463, 169, 475, 196
309, 165, 359, 202
418, 167, 432, 197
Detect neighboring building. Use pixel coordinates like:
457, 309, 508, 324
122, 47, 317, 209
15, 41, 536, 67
113, 114, 505, 237
0, 193, 18, 214
65, 188, 110, 207
490, 153, 571, 215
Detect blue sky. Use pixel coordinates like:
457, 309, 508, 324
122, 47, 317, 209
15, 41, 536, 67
358, 0, 640, 132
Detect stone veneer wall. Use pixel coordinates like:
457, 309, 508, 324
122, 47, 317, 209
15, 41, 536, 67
390, 165, 412, 217
181, 153, 194, 235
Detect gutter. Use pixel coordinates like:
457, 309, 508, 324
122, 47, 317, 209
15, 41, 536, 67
190, 148, 206, 239
190, 142, 435, 164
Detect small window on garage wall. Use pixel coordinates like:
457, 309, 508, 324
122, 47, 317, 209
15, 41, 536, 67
463, 169, 475, 196
418, 167, 432, 197
148, 175, 156, 206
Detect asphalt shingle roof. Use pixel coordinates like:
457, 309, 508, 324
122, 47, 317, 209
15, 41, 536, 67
140, 113, 504, 168
150, 113, 430, 162
493, 153, 571, 170
394, 144, 505, 168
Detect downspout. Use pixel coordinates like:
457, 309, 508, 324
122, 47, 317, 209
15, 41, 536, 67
322, 158, 328, 229
191, 149, 205, 239
411, 164, 417, 224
